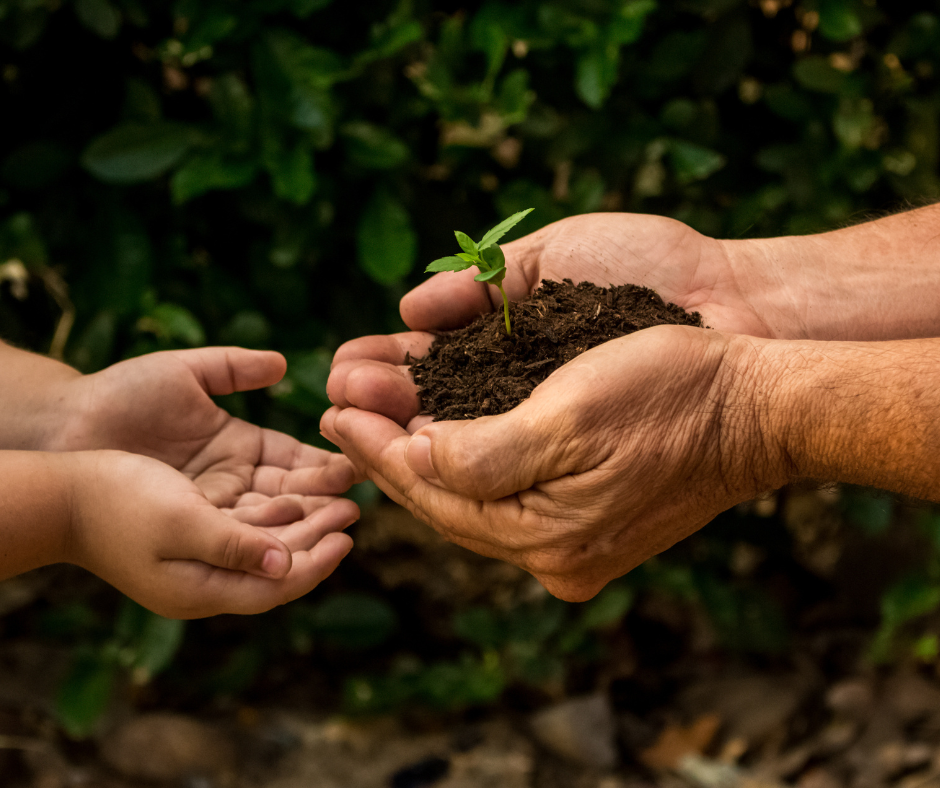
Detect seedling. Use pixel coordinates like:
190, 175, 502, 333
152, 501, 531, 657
425, 208, 533, 335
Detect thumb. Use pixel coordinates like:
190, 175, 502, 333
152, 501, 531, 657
177, 347, 287, 396
404, 399, 582, 500
180, 507, 294, 579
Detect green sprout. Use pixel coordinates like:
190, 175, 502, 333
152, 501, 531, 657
424, 208, 534, 335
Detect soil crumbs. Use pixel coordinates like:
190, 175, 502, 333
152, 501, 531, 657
412, 279, 703, 421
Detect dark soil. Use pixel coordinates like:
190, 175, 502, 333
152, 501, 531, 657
411, 279, 704, 421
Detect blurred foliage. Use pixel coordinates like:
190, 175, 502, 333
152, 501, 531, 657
4, 0, 940, 730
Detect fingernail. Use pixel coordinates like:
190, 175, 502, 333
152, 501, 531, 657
405, 434, 437, 479
261, 548, 288, 578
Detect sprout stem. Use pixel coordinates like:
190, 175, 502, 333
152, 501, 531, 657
497, 284, 512, 335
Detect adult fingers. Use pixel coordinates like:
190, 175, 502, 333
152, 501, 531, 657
327, 359, 420, 426
332, 332, 435, 368
402, 393, 589, 502
323, 407, 533, 551
176, 347, 287, 395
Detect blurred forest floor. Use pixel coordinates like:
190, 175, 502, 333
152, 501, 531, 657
3, 488, 940, 788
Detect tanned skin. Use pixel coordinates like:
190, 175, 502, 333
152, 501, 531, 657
322, 205, 940, 601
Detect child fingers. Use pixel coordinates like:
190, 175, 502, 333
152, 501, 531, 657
266, 498, 359, 551
182, 532, 354, 616
166, 508, 293, 580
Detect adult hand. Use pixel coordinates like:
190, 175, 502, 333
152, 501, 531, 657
323, 326, 787, 602
327, 212, 787, 431
67, 450, 357, 618
51, 348, 361, 516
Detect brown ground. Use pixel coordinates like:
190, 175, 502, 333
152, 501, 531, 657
411, 279, 703, 421
4, 490, 940, 788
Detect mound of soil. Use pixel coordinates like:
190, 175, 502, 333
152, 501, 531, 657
411, 278, 704, 421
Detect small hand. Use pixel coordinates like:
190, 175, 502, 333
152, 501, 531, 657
327, 212, 781, 430
322, 326, 785, 602
68, 451, 358, 618
53, 347, 361, 509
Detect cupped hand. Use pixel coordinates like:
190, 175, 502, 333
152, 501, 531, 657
52, 348, 361, 511
327, 212, 782, 430
68, 451, 358, 618
323, 326, 787, 602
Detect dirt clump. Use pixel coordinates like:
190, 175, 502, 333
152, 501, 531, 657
411, 278, 704, 421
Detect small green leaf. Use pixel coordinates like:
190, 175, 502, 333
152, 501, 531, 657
426, 256, 471, 273
455, 252, 476, 262
478, 208, 534, 249
480, 244, 506, 269
474, 266, 506, 283
454, 231, 477, 254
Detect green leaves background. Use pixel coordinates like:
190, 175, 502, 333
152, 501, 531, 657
4, 0, 940, 726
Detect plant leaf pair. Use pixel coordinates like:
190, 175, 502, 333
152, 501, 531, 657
423, 208, 533, 335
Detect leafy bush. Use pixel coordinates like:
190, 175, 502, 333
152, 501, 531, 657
4, 0, 940, 727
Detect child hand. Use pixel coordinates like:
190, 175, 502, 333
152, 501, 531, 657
52, 347, 361, 508
65, 450, 357, 618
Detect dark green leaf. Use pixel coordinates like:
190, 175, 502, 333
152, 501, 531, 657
819, 0, 863, 42
478, 208, 534, 249
140, 303, 205, 346
793, 56, 847, 93
82, 123, 194, 183
342, 122, 409, 169
357, 188, 417, 283
131, 613, 186, 683
309, 593, 397, 649
264, 144, 316, 204
668, 140, 726, 182
580, 584, 634, 630
56, 651, 116, 738
75, 0, 120, 39
171, 154, 257, 203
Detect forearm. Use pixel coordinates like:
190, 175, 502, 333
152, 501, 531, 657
0, 340, 81, 450
733, 335, 940, 501
723, 204, 940, 341
0, 451, 74, 579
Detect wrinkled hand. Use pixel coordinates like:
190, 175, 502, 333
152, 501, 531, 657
327, 212, 779, 432
67, 450, 357, 618
323, 326, 785, 601
53, 348, 360, 517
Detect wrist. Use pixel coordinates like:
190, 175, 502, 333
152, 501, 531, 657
715, 333, 800, 493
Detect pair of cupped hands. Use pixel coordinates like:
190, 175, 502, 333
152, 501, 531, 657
323, 212, 794, 603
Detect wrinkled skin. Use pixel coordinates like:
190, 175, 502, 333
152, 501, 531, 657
323, 213, 789, 601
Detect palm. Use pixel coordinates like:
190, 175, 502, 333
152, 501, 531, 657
402, 212, 774, 337
60, 349, 355, 507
